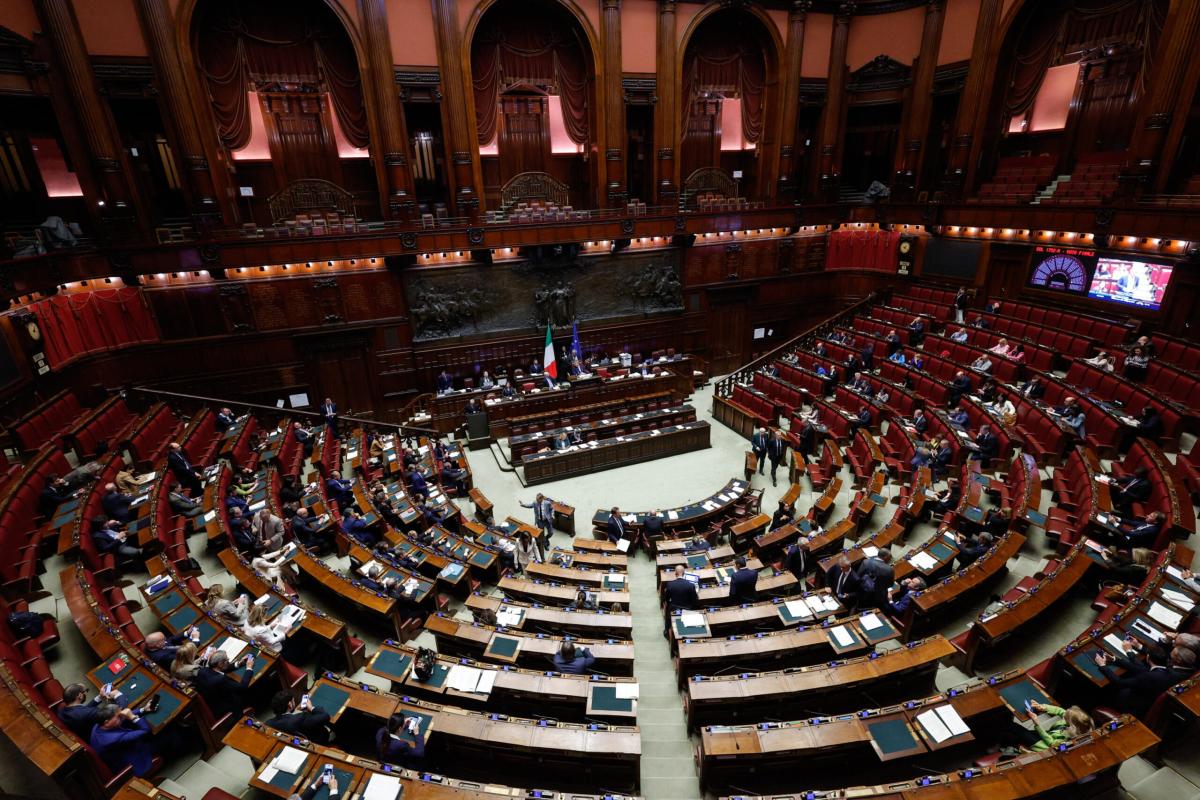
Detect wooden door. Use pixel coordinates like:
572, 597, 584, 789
707, 296, 748, 376
259, 91, 342, 187
498, 93, 551, 181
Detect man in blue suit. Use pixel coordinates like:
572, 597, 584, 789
728, 556, 758, 604
750, 427, 768, 475
91, 704, 154, 777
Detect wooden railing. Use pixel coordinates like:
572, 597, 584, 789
712, 288, 890, 400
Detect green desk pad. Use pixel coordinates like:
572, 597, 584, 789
686, 554, 711, 570
928, 541, 957, 562
1024, 509, 1047, 527
826, 624, 863, 650
221, 639, 272, 682
1071, 650, 1108, 683
264, 752, 311, 790
164, 603, 201, 632
310, 683, 352, 719
867, 717, 920, 755
869, 493, 887, 505
470, 551, 494, 568
141, 687, 184, 729
590, 684, 634, 713
258, 595, 286, 620
859, 615, 897, 644
114, 668, 155, 708
150, 589, 186, 616
997, 678, 1050, 714
673, 617, 709, 637
486, 635, 521, 659
93, 652, 137, 685
371, 650, 414, 681
963, 506, 984, 523
411, 663, 449, 689
777, 602, 809, 624
602, 575, 627, 590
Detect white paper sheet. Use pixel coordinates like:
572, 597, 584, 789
916, 708, 953, 743
909, 551, 939, 571
667, 511, 679, 521
934, 704, 970, 736
257, 766, 279, 783
447, 665, 482, 692
784, 599, 812, 619
1161, 588, 1196, 612
615, 683, 639, 699
860, 613, 884, 631
615, 539, 631, 553
1102, 633, 1127, 654
218, 638, 248, 661
861, 545, 879, 558
680, 612, 705, 629
829, 625, 854, 647
362, 773, 402, 800
607, 573, 626, 584
1148, 601, 1183, 630
1166, 565, 1187, 581
475, 669, 497, 695
819, 595, 839, 612
623, 514, 638, 524
271, 746, 308, 773
496, 608, 523, 627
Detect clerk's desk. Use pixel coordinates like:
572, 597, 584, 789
684, 635, 955, 728
698, 670, 1035, 791
466, 592, 633, 639
224, 716, 643, 800
424, 613, 636, 675
364, 640, 637, 722
713, 715, 1156, 800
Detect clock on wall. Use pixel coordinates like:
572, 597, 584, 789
897, 235, 915, 274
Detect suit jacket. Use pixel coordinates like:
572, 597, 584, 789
975, 432, 999, 460
770, 508, 794, 531
728, 568, 759, 603
643, 515, 663, 537
913, 415, 928, 434
102, 491, 134, 522
950, 376, 972, 394
145, 632, 186, 670
766, 436, 787, 462
750, 431, 768, 453
1115, 476, 1152, 503
376, 727, 425, 766
553, 648, 596, 674
1098, 656, 1188, 717
322, 402, 338, 421
783, 543, 808, 576
268, 707, 331, 740
215, 412, 236, 432
664, 577, 699, 611
167, 449, 196, 478
292, 514, 320, 543
856, 409, 872, 427
91, 716, 154, 777
92, 528, 128, 555
1021, 380, 1046, 399
1123, 521, 1162, 549
856, 558, 894, 607
606, 515, 626, 543
194, 666, 252, 718
59, 699, 104, 740
830, 567, 860, 603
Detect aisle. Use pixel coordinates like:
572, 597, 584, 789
626, 552, 701, 799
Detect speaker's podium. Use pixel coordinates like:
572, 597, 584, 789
466, 409, 491, 451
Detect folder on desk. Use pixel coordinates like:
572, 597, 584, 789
1148, 602, 1183, 630
680, 612, 705, 629
916, 708, 953, 743
362, 774, 402, 800
271, 745, 308, 774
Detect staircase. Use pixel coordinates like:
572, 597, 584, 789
838, 182, 867, 204
1032, 174, 1070, 204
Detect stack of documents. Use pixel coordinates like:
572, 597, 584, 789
908, 551, 940, 571
1147, 601, 1183, 630
447, 665, 497, 695
362, 773, 402, 800
783, 598, 813, 619
496, 607, 524, 627
829, 625, 854, 647
258, 745, 308, 783
680, 612, 706, 629
916, 705, 970, 743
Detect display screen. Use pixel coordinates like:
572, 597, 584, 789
1028, 246, 1097, 293
1087, 257, 1174, 309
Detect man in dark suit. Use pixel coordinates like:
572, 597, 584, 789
321, 397, 338, 432
884, 330, 902, 358
291, 508, 330, 552
58, 682, 122, 740
907, 316, 926, 347
40, 476, 76, 518
911, 408, 929, 435
728, 556, 758, 604
143, 631, 188, 670
932, 439, 954, 481
1111, 467, 1152, 513
436, 371, 453, 393
1136, 406, 1163, 441
215, 407, 236, 433
750, 427, 768, 475
90, 704, 155, 777
292, 421, 314, 459
606, 507, 626, 544
1019, 377, 1046, 400
849, 406, 872, 438
226, 507, 254, 551
766, 429, 788, 487
92, 520, 143, 563
855, 550, 894, 610
664, 565, 699, 611
954, 532, 992, 568
1096, 646, 1193, 718
553, 642, 596, 674
101, 483, 134, 523
970, 426, 999, 464
829, 557, 861, 608
167, 443, 203, 495
641, 510, 664, 550
325, 470, 354, 509
193, 651, 254, 718
266, 691, 331, 744
770, 500, 795, 531
861, 343, 875, 370
954, 287, 969, 323
948, 371, 973, 405
1112, 511, 1165, 549
783, 537, 811, 581
886, 576, 925, 618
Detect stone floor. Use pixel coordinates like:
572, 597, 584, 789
3, 376, 1199, 800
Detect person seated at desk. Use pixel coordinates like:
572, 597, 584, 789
1124, 347, 1150, 381
855, 550, 894, 609
889, 350, 908, 366
251, 548, 298, 600
113, 463, 141, 495
910, 446, 932, 470
1003, 702, 1093, 754
342, 507, 378, 547
664, 565, 699, 612
931, 438, 954, 481
770, 500, 795, 531
884, 330, 902, 357
908, 316, 926, 346
1098, 547, 1154, 585
143, 630, 190, 670
924, 478, 961, 521
551, 431, 571, 451
569, 587, 598, 611
500, 384, 518, 399
101, 483, 135, 523
886, 576, 925, 618
876, 387, 891, 405
227, 507, 254, 551
955, 531, 993, 568
1018, 376, 1046, 400
728, 556, 758, 604
1085, 351, 1116, 372
194, 650, 254, 719
950, 327, 969, 344
215, 407, 236, 433
971, 314, 990, 329
1110, 466, 1152, 512
92, 519, 145, 565
982, 506, 1011, 537
290, 421, 314, 460
39, 475, 78, 518
464, 398, 483, 415
58, 682, 123, 740
813, 342, 828, 359
979, 378, 999, 403
941, 405, 966, 430
910, 353, 925, 371
439, 461, 470, 495
554, 642, 596, 674
91, 703, 155, 777
1110, 511, 1165, 549
1095, 645, 1195, 718
291, 774, 340, 800
167, 483, 203, 527
359, 565, 389, 593
436, 370, 453, 394
783, 536, 812, 580
203, 584, 249, 626
1051, 397, 1087, 439
267, 690, 331, 744
252, 508, 285, 553
325, 470, 354, 510
829, 557, 861, 607
948, 371, 973, 405
1135, 405, 1163, 441
969, 426, 999, 463
844, 353, 862, 379
848, 374, 873, 397
1008, 343, 1027, 363
910, 408, 929, 435
847, 405, 873, 438
376, 712, 425, 768
231, 467, 258, 499
478, 370, 495, 390
530, 359, 543, 375
989, 338, 1012, 357
971, 354, 993, 374
990, 396, 1017, 426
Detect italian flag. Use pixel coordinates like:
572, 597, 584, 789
543, 324, 558, 380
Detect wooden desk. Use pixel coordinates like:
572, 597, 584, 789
685, 636, 955, 728
695, 570, 798, 605
523, 420, 711, 485
591, 478, 750, 543
465, 593, 632, 639
526, 561, 628, 588
424, 613, 635, 675
498, 576, 630, 607
508, 405, 696, 462
667, 589, 844, 640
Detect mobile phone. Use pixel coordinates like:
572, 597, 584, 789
301, 693, 310, 708
322, 764, 333, 783
102, 683, 112, 695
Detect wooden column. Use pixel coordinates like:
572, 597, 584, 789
1124, 0, 1200, 195
431, 0, 481, 214
360, 0, 417, 218
602, 0, 626, 207
814, 2, 853, 200
776, 1, 809, 202
894, 0, 945, 195
35, 0, 145, 229
943, 0, 1002, 197
654, 0, 678, 205
135, 0, 234, 224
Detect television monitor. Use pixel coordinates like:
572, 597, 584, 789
288, 393, 310, 408
1028, 246, 1096, 293
1087, 257, 1174, 309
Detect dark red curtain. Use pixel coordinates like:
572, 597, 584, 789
682, 12, 766, 145
30, 288, 159, 368
194, 0, 368, 149
1004, 0, 1167, 116
471, 6, 590, 146
825, 231, 900, 272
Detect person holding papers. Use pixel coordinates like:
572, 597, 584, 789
553, 642, 596, 674
376, 712, 425, 768
954, 532, 992, 568
606, 507, 627, 544
664, 565, 699, 612
267, 690, 331, 744
728, 556, 758, 604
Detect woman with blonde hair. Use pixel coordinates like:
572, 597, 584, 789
171, 640, 201, 681
242, 602, 286, 649
203, 583, 249, 626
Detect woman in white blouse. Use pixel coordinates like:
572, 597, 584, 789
251, 547, 297, 600
242, 602, 286, 649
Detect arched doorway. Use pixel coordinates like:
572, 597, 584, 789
469, 0, 599, 210
678, 7, 779, 202
189, 0, 378, 222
